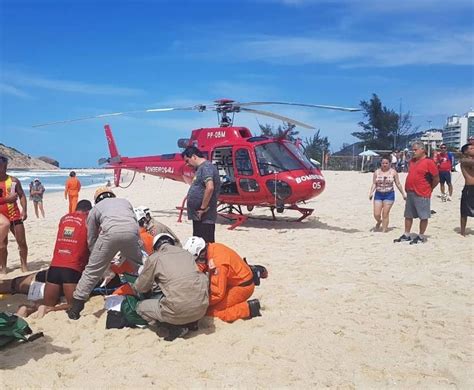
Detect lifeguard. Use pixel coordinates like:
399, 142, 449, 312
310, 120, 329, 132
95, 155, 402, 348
64, 171, 81, 213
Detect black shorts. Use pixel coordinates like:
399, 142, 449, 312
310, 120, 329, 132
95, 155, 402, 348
46, 266, 82, 285
10, 219, 23, 228
192, 221, 215, 243
461, 185, 474, 217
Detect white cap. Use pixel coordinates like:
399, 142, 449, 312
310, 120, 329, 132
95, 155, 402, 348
183, 236, 206, 257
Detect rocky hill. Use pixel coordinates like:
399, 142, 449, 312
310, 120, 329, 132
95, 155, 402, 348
0, 144, 59, 170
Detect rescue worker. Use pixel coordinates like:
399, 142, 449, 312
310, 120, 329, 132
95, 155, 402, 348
136, 205, 182, 247
16, 200, 93, 317
184, 236, 261, 323
132, 233, 209, 341
0, 155, 28, 273
67, 187, 143, 320
134, 208, 154, 255
64, 170, 81, 213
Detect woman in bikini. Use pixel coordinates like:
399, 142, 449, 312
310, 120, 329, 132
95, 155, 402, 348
369, 156, 406, 232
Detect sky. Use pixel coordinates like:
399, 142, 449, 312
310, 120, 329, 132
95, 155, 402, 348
1, 0, 473, 167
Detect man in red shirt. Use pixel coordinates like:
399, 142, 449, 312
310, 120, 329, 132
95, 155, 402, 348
394, 142, 439, 244
17, 199, 92, 317
435, 144, 454, 201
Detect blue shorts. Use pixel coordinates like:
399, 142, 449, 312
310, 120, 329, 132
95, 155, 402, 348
374, 191, 395, 203
439, 171, 451, 185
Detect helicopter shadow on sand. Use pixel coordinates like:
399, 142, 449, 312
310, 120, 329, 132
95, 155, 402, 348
230, 215, 361, 233
149, 208, 361, 233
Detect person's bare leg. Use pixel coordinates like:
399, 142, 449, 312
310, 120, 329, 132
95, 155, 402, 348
404, 218, 413, 235
373, 201, 383, 231
0, 236, 8, 274
460, 216, 467, 236
42, 282, 62, 307
448, 183, 453, 198
13, 224, 28, 272
35, 283, 76, 317
33, 202, 39, 218
381, 202, 394, 232
16, 303, 40, 317
419, 219, 428, 235
39, 202, 45, 218
0, 215, 9, 274
440, 183, 446, 197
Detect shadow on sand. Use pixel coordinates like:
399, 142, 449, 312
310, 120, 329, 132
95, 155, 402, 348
453, 227, 473, 236
150, 316, 216, 341
0, 334, 71, 369
152, 208, 361, 233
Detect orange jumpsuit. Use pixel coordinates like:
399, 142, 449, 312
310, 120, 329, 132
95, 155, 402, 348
64, 177, 81, 213
205, 243, 255, 322
139, 227, 154, 255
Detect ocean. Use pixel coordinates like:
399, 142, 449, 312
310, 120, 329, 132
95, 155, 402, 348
9, 169, 114, 194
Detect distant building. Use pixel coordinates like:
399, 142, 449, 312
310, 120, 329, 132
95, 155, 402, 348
443, 111, 474, 149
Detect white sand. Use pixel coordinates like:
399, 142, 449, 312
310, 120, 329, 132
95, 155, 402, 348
0, 170, 472, 388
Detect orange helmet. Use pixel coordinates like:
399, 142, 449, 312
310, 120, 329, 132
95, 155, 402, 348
94, 186, 115, 203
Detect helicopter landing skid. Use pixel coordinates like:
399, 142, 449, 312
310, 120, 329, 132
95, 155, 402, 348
287, 204, 314, 222
217, 204, 248, 230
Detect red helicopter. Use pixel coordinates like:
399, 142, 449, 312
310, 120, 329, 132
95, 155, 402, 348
36, 99, 359, 229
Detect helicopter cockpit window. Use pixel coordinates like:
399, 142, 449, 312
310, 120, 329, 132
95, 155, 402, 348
284, 142, 313, 170
235, 149, 253, 176
255, 142, 302, 176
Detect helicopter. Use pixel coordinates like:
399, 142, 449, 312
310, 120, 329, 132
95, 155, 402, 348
35, 98, 360, 229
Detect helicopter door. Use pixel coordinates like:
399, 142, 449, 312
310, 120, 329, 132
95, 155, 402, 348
233, 147, 260, 200
212, 147, 239, 195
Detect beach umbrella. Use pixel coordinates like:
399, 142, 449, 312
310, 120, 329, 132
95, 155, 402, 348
358, 150, 379, 157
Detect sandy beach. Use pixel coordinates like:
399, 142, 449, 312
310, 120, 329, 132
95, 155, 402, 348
0, 170, 472, 388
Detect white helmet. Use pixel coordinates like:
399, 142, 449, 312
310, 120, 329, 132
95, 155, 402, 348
183, 236, 206, 257
153, 233, 175, 250
137, 205, 150, 216
134, 208, 146, 222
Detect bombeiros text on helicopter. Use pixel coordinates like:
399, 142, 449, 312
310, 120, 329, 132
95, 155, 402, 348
34, 99, 360, 229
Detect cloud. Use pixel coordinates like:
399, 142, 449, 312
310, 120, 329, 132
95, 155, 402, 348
271, 0, 473, 12
217, 33, 473, 67
0, 83, 31, 99
2, 69, 144, 96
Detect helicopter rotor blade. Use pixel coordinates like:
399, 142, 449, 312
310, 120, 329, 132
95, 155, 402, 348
236, 101, 361, 112
32, 106, 198, 128
240, 107, 315, 130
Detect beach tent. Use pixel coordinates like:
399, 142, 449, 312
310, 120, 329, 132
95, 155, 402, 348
358, 149, 379, 172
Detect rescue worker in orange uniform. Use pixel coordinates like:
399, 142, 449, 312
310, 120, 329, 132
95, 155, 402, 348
184, 236, 261, 322
134, 208, 154, 255
64, 171, 81, 213
0, 155, 28, 273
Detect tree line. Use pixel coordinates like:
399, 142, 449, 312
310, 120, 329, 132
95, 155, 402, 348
260, 93, 417, 160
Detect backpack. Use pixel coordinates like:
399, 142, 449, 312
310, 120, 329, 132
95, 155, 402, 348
0, 312, 43, 348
